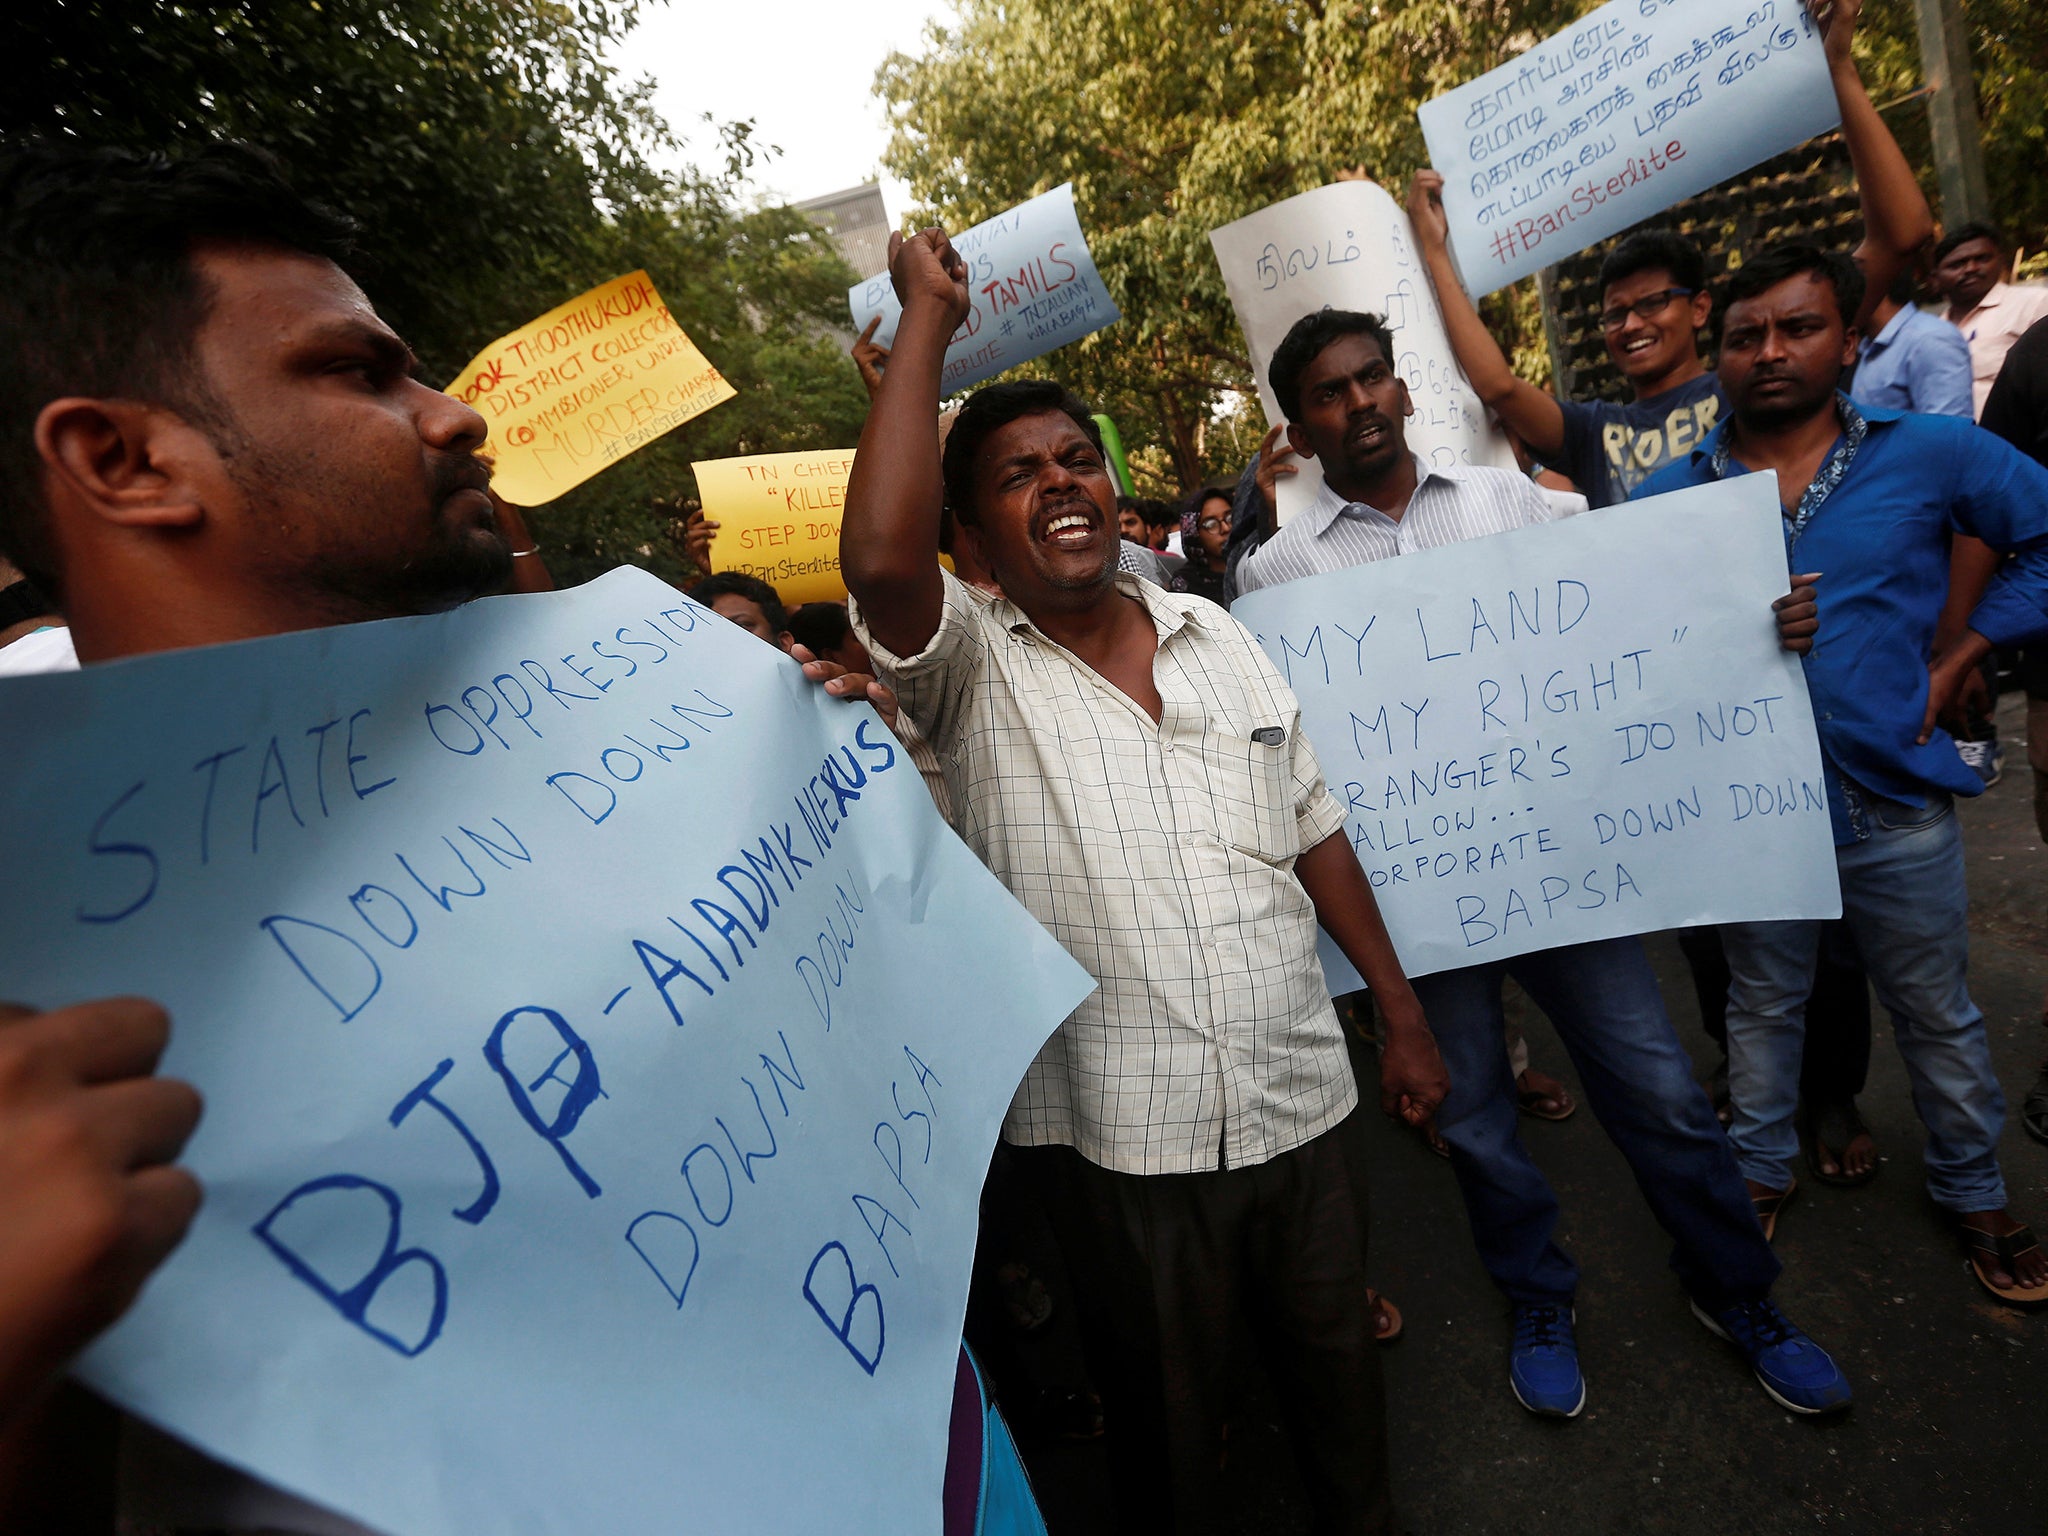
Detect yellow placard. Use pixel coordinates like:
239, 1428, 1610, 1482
691, 449, 858, 606
449, 272, 735, 505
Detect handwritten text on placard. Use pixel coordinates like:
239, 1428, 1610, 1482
1231, 476, 1839, 981
1418, 0, 1838, 294
849, 184, 1120, 394
0, 569, 1091, 1535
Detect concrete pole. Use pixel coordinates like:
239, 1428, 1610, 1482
1913, 0, 1992, 227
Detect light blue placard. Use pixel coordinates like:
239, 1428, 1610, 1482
849, 183, 1121, 394
1231, 476, 1841, 986
1418, 0, 1839, 296
0, 567, 1093, 1535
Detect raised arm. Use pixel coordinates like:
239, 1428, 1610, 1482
1816, 0, 1934, 329
1407, 170, 1568, 460
840, 227, 972, 660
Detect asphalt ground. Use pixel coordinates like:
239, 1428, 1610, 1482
1010, 691, 2046, 1535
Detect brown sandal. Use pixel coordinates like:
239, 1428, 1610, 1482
1516, 1069, 1578, 1122
1751, 1178, 1797, 1243
1959, 1222, 2048, 1308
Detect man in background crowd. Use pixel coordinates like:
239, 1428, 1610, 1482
688, 570, 793, 649
1637, 242, 2048, 1308
1849, 271, 1974, 420
1933, 222, 2048, 418
1168, 486, 1233, 608
1235, 304, 1849, 1419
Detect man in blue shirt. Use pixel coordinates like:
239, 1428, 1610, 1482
1849, 271, 1974, 419
1638, 243, 2048, 1308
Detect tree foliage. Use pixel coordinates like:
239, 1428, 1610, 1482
880, 0, 2041, 495
5, 0, 870, 586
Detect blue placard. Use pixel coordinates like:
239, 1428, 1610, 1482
849, 184, 1121, 394
1229, 476, 1842, 985
0, 567, 1093, 1535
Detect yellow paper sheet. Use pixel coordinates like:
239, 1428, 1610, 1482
449, 272, 734, 505
691, 450, 859, 606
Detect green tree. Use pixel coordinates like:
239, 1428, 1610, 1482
880, 0, 2039, 494
5, 0, 869, 586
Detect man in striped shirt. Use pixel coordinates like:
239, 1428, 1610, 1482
1238, 308, 1850, 1421
843, 232, 1448, 1536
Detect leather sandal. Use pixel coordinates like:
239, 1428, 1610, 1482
1751, 1178, 1797, 1243
1959, 1222, 2048, 1308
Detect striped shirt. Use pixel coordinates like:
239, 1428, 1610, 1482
852, 570, 1355, 1176
1235, 457, 1553, 591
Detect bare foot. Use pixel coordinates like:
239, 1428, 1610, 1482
1813, 1130, 1877, 1181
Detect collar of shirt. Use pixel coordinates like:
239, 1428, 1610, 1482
982, 569, 1225, 645
1860, 302, 1916, 355
1702, 391, 1879, 536
1302, 453, 1466, 537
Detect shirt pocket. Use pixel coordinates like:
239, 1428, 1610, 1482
1194, 720, 1299, 862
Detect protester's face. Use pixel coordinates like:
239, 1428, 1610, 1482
1600, 266, 1711, 384
963, 411, 1119, 601
182, 242, 507, 616
1118, 505, 1147, 543
822, 632, 873, 673
1718, 272, 1859, 433
1195, 495, 1232, 560
1285, 332, 1412, 484
1934, 237, 2003, 313
709, 593, 789, 648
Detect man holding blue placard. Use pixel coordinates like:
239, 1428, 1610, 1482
1637, 242, 2048, 1309
842, 224, 1449, 1535
1236, 305, 1852, 1421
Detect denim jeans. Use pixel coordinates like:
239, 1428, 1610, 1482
1721, 794, 2007, 1210
1411, 936, 1780, 1310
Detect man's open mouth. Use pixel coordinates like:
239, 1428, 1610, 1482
1039, 508, 1099, 548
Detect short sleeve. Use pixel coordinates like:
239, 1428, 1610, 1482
847, 568, 992, 753
1292, 726, 1349, 851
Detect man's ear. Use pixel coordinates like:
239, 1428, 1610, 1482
33, 398, 208, 531
1839, 326, 1862, 368
956, 516, 991, 571
1284, 422, 1317, 462
1397, 378, 1415, 419
1691, 290, 1714, 331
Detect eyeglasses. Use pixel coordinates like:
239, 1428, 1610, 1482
1600, 288, 1694, 330
1197, 516, 1227, 531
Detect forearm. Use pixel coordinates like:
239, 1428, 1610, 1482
840, 306, 951, 652
1296, 832, 1422, 1018
1935, 535, 2001, 654
1833, 54, 1933, 323
1419, 237, 1566, 457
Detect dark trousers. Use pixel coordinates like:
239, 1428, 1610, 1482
1012, 1120, 1394, 1536
1678, 922, 1873, 1102
1412, 936, 1779, 1309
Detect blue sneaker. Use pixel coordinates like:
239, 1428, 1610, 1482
1692, 1297, 1852, 1414
1508, 1303, 1585, 1417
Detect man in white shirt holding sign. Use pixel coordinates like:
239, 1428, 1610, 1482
1237, 307, 1851, 1421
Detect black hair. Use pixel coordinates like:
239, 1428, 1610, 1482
689, 571, 789, 633
1934, 221, 2005, 266
1597, 229, 1707, 299
0, 141, 357, 593
787, 601, 852, 655
941, 379, 1102, 526
1720, 242, 1865, 327
1268, 308, 1400, 420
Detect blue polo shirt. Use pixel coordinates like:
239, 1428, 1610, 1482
1635, 400, 2048, 843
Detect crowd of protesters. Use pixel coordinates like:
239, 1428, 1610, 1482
3, 0, 2047, 1529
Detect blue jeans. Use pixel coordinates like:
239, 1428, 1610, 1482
1411, 936, 1780, 1310
1721, 795, 2007, 1210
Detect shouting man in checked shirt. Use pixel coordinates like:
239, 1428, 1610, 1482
842, 227, 1447, 1536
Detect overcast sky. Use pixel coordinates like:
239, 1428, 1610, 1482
613, 0, 950, 221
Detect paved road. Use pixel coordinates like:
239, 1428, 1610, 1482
1017, 693, 2045, 1535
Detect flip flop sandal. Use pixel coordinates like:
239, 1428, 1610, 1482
2022, 1067, 2048, 1148
1958, 1222, 2048, 1308
1751, 1178, 1797, 1243
1367, 1288, 1404, 1345
1804, 1099, 1880, 1188
1516, 1072, 1578, 1122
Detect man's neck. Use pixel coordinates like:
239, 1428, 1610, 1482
1327, 453, 1419, 518
64, 575, 399, 664
1869, 295, 1902, 332
1628, 350, 1706, 401
1725, 397, 1844, 482
1950, 285, 1998, 322
1012, 576, 1139, 650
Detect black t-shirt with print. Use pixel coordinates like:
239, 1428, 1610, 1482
1556, 372, 1726, 508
